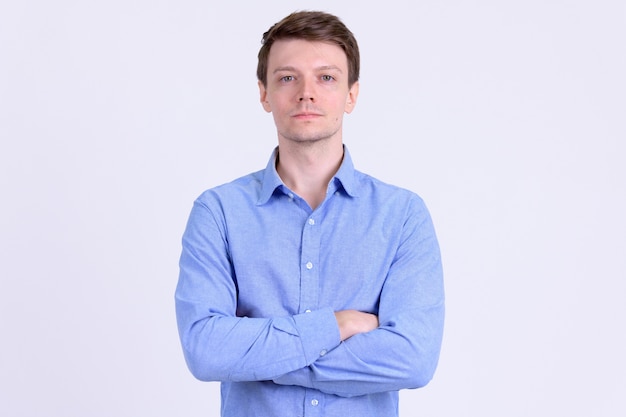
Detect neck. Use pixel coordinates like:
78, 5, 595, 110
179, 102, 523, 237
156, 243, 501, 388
276, 140, 344, 210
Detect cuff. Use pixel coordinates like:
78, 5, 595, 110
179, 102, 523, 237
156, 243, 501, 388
293, 307, 341, 365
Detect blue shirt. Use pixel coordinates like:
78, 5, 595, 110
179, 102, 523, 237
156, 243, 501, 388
175, 147, 444, 417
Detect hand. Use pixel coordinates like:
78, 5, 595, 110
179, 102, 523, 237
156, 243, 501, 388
334, 310, 379, 341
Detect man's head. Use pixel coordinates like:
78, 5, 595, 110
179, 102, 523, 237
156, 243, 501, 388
257, 11, 360, 88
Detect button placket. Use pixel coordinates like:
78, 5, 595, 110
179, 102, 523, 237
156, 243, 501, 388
299, 212, 321, 314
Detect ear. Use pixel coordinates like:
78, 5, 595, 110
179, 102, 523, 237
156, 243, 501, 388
258, 80, 272, 113
344, 81, 359, 114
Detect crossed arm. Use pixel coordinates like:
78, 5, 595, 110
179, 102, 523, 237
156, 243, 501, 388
175, 198, 444, 397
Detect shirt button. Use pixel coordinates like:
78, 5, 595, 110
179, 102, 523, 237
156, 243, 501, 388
320, 349, 327, 356
305, 309, 312, 313
308, 218, 315, 225
288, 193, 294, 199
311, 399, 319, 406
306, 262, 313, 270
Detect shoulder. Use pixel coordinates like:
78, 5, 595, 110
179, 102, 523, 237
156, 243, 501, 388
353, 169, 427, 208
194, 170, 265, 209
350, 170, 437, 245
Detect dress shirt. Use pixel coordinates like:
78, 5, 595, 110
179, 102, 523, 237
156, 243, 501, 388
175, 146, 445, 417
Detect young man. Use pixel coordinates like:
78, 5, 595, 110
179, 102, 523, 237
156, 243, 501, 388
175, 11, 444, 416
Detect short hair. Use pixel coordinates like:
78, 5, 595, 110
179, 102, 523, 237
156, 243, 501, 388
257, 11, 360, 87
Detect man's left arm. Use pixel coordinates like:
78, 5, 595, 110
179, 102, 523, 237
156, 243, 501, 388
273, 200, 445, 397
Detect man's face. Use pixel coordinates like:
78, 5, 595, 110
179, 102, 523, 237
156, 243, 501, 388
259, 39, 359, 145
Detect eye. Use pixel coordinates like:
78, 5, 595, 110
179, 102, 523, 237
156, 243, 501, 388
280, 75, 294, 82
321, 75, 335, 82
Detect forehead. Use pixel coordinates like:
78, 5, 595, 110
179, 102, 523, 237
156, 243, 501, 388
267, 39, 348, 71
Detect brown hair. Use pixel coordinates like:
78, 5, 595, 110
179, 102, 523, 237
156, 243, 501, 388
257, 11, 360, 87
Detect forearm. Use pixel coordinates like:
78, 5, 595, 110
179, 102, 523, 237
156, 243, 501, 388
273, 303, 444, 397
176, 299, 340, 381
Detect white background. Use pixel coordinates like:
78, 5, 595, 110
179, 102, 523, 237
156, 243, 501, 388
1, 1, 625, 416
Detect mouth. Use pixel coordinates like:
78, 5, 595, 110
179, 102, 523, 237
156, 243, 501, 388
292, 112, 323, 120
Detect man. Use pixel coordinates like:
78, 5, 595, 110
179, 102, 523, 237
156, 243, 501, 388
175, 11, 444, 416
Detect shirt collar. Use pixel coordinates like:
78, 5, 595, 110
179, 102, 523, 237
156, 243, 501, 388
257, 145, 359, 205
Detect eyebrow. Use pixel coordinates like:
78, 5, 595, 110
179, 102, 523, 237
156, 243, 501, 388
273, 65, 343, 74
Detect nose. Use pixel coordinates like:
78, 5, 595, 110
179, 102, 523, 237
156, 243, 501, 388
298, 79, 315, 102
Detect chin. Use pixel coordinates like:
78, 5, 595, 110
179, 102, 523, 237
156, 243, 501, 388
281, 127, 340, 144
284, 134, 333, 144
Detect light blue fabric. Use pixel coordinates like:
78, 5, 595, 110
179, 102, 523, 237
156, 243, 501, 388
175, 146, 445, 416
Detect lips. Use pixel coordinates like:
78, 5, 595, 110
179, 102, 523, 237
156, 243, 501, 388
292, 111, 323, 120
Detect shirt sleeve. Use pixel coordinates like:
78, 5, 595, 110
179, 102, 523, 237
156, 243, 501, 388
272, 197, 445, 397
175, 198, 342, 382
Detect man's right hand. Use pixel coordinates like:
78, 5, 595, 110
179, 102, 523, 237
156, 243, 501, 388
334, 310, 379, 341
